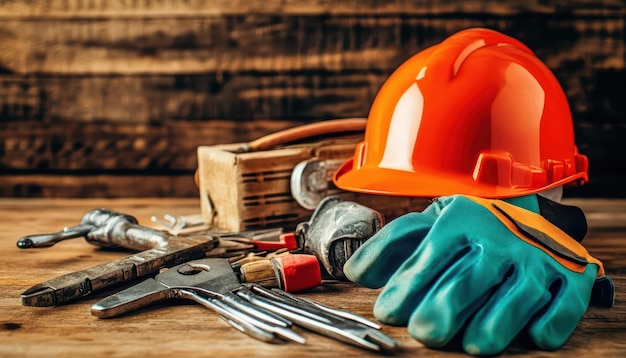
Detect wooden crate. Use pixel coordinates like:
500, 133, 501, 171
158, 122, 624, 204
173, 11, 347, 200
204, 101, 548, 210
197, 138, 430, 232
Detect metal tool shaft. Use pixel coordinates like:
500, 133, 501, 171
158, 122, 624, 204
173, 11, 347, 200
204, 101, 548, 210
179, 290, 280, 343
17, 209, 171, 251
269, 288, 381, 329
22, 235, 218, 306
90, 258, 307, 344
238, 284, 399, 352
17, 225, 93, 248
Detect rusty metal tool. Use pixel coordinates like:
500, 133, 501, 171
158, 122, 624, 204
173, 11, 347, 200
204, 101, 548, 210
293, 196, 384, 280
91, 258, 306, 344
92, 258, 397, 352
18, 208, 221, 306
91, 254, 322, 318
290, 158, 346, 210
18, 208, 178, 251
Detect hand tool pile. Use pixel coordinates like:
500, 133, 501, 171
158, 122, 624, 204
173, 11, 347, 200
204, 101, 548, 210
16, 196, 397, 353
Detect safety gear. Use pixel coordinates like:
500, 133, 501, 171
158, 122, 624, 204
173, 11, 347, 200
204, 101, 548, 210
344, 195, 613, 356
503, 193, 588, 242
334, 28, 588, 198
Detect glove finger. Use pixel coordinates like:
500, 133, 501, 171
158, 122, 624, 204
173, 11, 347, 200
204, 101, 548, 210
344, 211, 437, 288
461, 266, 553, 356
373, 197, 504, 327
528, 265, 598, 350
401, 248, 509, 348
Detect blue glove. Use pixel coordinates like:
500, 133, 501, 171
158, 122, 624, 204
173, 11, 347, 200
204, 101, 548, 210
344, 195, 612, 356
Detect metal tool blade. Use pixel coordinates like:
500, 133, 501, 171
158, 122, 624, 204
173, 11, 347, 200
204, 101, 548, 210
269, 288, 382, 329
21, 235, 218, 306
91, 278, 170, 318
239, 284, 399, 352
90, 258, 240, 317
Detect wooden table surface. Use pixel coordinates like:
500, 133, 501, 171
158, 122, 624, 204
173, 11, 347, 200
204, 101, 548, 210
1, 198, 625, 357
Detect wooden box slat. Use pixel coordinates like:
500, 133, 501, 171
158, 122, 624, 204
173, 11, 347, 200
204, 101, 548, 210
197, 139, 429, 231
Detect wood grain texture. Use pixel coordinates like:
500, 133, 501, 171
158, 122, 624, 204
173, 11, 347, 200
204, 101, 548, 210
0, 1, 624, 198
0, 198, 625, 357
0, 174, 199, 198
1, 16, 621, 76
197, 140, 430, 232
0, 0, 623, 17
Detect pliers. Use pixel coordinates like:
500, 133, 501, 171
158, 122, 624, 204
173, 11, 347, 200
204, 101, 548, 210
91, 258, 398, 352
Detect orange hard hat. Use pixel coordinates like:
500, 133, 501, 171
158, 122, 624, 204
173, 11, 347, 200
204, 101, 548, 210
334, 27, 588, 199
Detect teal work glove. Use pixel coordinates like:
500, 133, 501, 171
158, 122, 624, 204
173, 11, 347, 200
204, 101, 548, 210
344, 195, 612, 356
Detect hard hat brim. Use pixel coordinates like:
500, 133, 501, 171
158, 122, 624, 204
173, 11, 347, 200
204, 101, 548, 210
333, 158, 587, 199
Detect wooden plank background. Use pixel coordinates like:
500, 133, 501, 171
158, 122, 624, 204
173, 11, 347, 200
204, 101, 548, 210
0, 0, 624, 198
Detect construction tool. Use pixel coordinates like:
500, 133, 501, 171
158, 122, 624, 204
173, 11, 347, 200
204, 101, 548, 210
16, 209, 273, 306
17, 209, 292, 255
216, 195, 383, 281
16, 208, 170, 251
92, 258, 398, 352
294, 196, 384, 280
17, 196, 380, 305
92, 258, 303, 343
91, 255, 320, 318
238, 284, 398, 352
153, 196, 384, 283
291, 158, 346, 210
20, 237, 218, 307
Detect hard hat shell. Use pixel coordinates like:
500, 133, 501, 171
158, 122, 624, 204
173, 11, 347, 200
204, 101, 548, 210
334, 28, 588, 199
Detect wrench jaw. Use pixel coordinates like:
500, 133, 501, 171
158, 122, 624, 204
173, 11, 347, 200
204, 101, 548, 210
21, 275, 94, 307
89, 258, 399, 352
90, 259, 238, 318
19, 235, 219, 307
90, 278, 171, 319
295, 196, 384, 280
21, 284, 59, 307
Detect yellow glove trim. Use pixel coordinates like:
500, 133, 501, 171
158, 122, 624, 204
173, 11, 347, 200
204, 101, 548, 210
464, 195, 605, 278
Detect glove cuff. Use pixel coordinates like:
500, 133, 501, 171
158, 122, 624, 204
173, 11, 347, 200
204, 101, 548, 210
503, 194, 588, 242
464, 195, 606, 278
